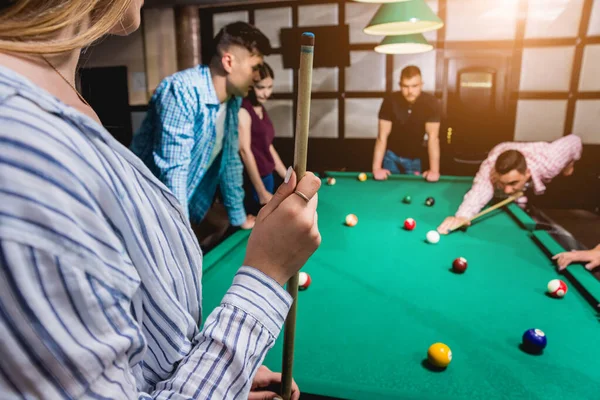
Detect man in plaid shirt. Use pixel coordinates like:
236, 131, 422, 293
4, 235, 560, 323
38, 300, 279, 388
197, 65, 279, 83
131, 22, 271, 231
438, 134, 583, 234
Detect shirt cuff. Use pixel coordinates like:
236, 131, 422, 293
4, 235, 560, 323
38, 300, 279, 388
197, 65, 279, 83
229, 208, 247, 227
455, 209, 474, 219
221, 266, 293, 336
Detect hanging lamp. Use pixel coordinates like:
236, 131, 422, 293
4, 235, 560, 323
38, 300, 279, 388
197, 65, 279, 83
374, 33, 433, 54
364, 0, 443, 36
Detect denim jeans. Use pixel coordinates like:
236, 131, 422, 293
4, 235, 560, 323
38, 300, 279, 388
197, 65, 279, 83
383, 150, 422, 175
251, 173, 275, 202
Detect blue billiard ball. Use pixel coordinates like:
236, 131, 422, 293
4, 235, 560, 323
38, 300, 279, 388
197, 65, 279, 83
522, 329, 547, 353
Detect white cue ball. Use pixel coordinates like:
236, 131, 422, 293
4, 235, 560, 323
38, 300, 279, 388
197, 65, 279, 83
426, 230, 440, 244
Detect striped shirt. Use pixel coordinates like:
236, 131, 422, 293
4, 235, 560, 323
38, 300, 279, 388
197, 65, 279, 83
456, 134, 583, 218
0, 66, 292, 398
130, 65, 246, 226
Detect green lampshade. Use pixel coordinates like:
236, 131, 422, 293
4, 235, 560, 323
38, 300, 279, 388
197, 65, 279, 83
375, 34, 433, 54
352, 0, 412, 2
364, 1, 443, 36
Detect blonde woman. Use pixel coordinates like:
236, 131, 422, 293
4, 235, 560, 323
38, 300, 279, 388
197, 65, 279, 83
0, 1, 318, 398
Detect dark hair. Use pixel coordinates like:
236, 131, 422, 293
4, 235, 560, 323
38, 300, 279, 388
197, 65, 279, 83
247, 62, 274, 106
256, 62, 274, 81
212, 21, 272, 58
400, 65, 422, 81
495, 150, 527, 175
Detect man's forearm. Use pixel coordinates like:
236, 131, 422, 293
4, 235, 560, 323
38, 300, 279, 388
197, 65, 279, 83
220, 157, 247, 226
428, 136, 440, 173
373, 138, 387, 171
455, 183, 494, 219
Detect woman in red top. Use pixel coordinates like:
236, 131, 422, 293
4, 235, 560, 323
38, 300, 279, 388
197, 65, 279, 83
239, 63, 287, 215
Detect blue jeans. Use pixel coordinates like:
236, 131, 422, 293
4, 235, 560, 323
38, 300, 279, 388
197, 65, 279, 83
383, 150, 422, 175
252, 173, 275, 203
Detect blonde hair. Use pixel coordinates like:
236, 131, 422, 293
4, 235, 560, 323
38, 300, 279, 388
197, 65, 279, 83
0, 0, 133, 54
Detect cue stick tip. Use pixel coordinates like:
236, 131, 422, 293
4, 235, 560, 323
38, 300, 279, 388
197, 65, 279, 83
301, 32, 315, 46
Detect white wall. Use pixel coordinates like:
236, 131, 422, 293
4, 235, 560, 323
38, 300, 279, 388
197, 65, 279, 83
84, 0, 600, 145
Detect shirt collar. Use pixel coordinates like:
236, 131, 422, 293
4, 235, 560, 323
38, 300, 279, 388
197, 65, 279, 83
196, 65, 222, 106
195, 64, 242, 109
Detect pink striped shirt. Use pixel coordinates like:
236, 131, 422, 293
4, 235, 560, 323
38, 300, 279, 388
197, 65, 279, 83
456, 134, 583, 218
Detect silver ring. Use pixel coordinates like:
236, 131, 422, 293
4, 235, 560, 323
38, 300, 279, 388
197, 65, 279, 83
294, 190, 310, 203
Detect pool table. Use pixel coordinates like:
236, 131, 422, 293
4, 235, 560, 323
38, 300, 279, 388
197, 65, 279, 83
202, 172, 600, 400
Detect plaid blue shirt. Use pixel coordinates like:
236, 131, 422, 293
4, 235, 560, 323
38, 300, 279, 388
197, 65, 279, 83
131, 65, 246, 226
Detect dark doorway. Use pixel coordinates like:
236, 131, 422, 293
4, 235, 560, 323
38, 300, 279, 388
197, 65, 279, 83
441, 50, 513, 174
79, 66, 133, 146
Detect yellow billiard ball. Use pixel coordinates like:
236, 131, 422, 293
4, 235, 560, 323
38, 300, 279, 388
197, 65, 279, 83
357, 173, 367, 182
427, 343, 452, 368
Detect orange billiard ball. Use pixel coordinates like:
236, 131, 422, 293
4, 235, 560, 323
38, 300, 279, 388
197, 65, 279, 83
345, 214, 358, 227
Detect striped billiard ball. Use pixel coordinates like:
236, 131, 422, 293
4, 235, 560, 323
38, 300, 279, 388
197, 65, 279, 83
547, 279, 568, 298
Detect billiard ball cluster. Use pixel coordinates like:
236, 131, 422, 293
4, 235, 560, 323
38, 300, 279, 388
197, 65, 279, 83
402, 195, 435, 207
330, 177, 565, 367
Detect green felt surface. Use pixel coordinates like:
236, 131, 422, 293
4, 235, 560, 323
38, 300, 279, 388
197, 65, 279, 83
507, 203, 537, 231
202, 173, 600, 400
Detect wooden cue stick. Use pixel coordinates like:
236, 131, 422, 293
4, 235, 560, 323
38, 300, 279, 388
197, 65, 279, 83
281, 32, 315, 400
450, 191, 523, 232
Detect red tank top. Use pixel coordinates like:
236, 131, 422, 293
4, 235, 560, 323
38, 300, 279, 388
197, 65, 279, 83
241, 98, 276, 176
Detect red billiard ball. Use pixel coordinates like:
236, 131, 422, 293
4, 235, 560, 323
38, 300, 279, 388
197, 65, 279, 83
452, 257, 468, 273
547, 279, 568, 298
404, 218, 416, 231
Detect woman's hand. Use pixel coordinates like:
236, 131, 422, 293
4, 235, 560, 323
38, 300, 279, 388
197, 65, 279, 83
244, 168, 321, 285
